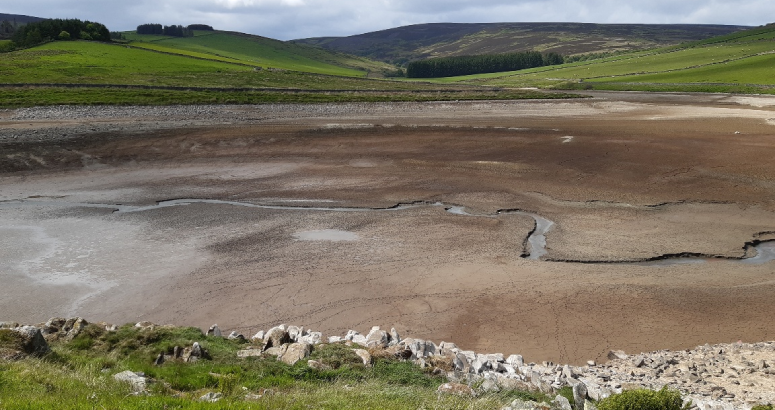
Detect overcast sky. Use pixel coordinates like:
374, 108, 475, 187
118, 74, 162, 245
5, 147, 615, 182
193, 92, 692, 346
4, 0, 773, 40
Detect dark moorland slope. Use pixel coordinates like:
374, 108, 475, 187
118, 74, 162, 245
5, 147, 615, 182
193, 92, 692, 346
296, 22, 751, 64
0, 13, 45, 24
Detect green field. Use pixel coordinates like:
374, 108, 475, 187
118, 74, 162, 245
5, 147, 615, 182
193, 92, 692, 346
588, 52, 775, 85
125, 31, 393, 76
4, 23, 773, 107
439, 24, 775, 92
0, 38, 582, 106
0, 41, 406, 89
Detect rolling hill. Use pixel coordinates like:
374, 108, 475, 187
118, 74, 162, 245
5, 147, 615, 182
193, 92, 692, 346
0, 13, 45, 24
123, 30, 395, 77
0, 35, 566, 107
444, 23, 775, 94
296, 22, 751, 65
0, 13, 45, 39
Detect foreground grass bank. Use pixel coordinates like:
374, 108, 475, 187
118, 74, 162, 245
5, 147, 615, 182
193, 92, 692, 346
0, 323, 549, 409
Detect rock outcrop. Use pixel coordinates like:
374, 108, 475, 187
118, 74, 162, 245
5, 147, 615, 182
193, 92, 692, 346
234, 324, 775, 410
0, 325, 49, 359
4, 317, 774, 409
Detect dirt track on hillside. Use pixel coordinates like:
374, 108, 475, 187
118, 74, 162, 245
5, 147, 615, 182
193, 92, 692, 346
2, 91, 775, 364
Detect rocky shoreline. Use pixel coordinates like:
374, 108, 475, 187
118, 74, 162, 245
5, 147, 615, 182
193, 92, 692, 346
3, 318, 773, 409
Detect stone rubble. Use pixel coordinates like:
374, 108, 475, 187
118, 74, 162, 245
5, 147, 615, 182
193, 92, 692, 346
4, 317, 774, 409
234, 323, 775, 410
113, 370, 150, 393
0, 325, 49, 359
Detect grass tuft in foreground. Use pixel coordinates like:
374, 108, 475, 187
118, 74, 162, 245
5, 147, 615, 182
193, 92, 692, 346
0, 323, 542, 409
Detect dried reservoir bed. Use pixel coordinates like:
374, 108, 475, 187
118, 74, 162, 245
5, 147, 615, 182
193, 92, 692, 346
2, 91, 775, 364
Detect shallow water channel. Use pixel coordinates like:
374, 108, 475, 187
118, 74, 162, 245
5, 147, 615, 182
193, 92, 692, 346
1, 198, 773, 265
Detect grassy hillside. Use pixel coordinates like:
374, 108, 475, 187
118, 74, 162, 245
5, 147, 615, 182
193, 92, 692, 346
0, 323, 550, 409
124, 30, 395, 77
0, 40, 410, 88
447, 23, 775, 94
296, 22, 750, 65
0, 38, 580, 106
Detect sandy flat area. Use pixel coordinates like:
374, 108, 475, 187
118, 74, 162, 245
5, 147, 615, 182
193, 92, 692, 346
2, 91, 775, 364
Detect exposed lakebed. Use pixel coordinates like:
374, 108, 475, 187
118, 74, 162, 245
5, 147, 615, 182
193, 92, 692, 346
2, 198, 773, 266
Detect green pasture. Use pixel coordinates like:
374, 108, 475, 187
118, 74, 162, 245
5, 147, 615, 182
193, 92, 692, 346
399, 23, 775, 92
0, 41, 411, 89
585, 52, 775, 85
127, 31, 391, 76
464, 43, 775, 88
0, 41, 252, 86
127, 41, 250, 65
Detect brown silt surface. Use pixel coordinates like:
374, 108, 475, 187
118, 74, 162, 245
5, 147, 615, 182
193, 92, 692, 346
2, 91, 775, 364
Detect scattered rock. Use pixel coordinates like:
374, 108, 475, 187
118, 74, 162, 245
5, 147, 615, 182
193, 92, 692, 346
285, 326, 302, 342
5, 317, 775, 409
4, 326, 49, 357
113, 371, 149, 392
607, 350, 628, 361
263, 325, 291, 349
135, 321, 155, 330
354, 349, 372, 366
365, 326, 390, 348
237, 347, 263, 358
199, 392, 222, 402
280, 342, 312, 365
264, 345, 288, 358
479, 377, 500, 393
251, 330, 265, 341
207, 324, 222, 337
307, 359, 331, 370
227, 331, 245, 341
553, 395, 573, 410
437, 382, 476, 397
573, 381, 588, 408
502, 398, 548, 409
507, 354, 524, 368
298, 331, 323, 345
181, 342, 209, 362
389, 328, 401, 346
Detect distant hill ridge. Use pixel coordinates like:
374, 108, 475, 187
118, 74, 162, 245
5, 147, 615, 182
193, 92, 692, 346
0, 13, 45, 24
295, 22, 752, 64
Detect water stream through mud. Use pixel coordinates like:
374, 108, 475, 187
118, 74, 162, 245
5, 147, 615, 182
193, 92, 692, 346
2, 198, 773, 266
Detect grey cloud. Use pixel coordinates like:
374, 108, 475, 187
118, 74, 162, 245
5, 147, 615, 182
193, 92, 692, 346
4, 0, 772, 40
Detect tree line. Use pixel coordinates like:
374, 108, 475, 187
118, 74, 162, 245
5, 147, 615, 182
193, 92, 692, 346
405, 51, 564, 78
9, 18, 110, 48
1, 20, 18, 39
136, 24, 213, 37
187, 24, 214, 31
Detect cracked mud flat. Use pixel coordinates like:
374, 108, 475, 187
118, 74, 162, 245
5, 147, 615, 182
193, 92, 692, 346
2, 91, 775, 365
